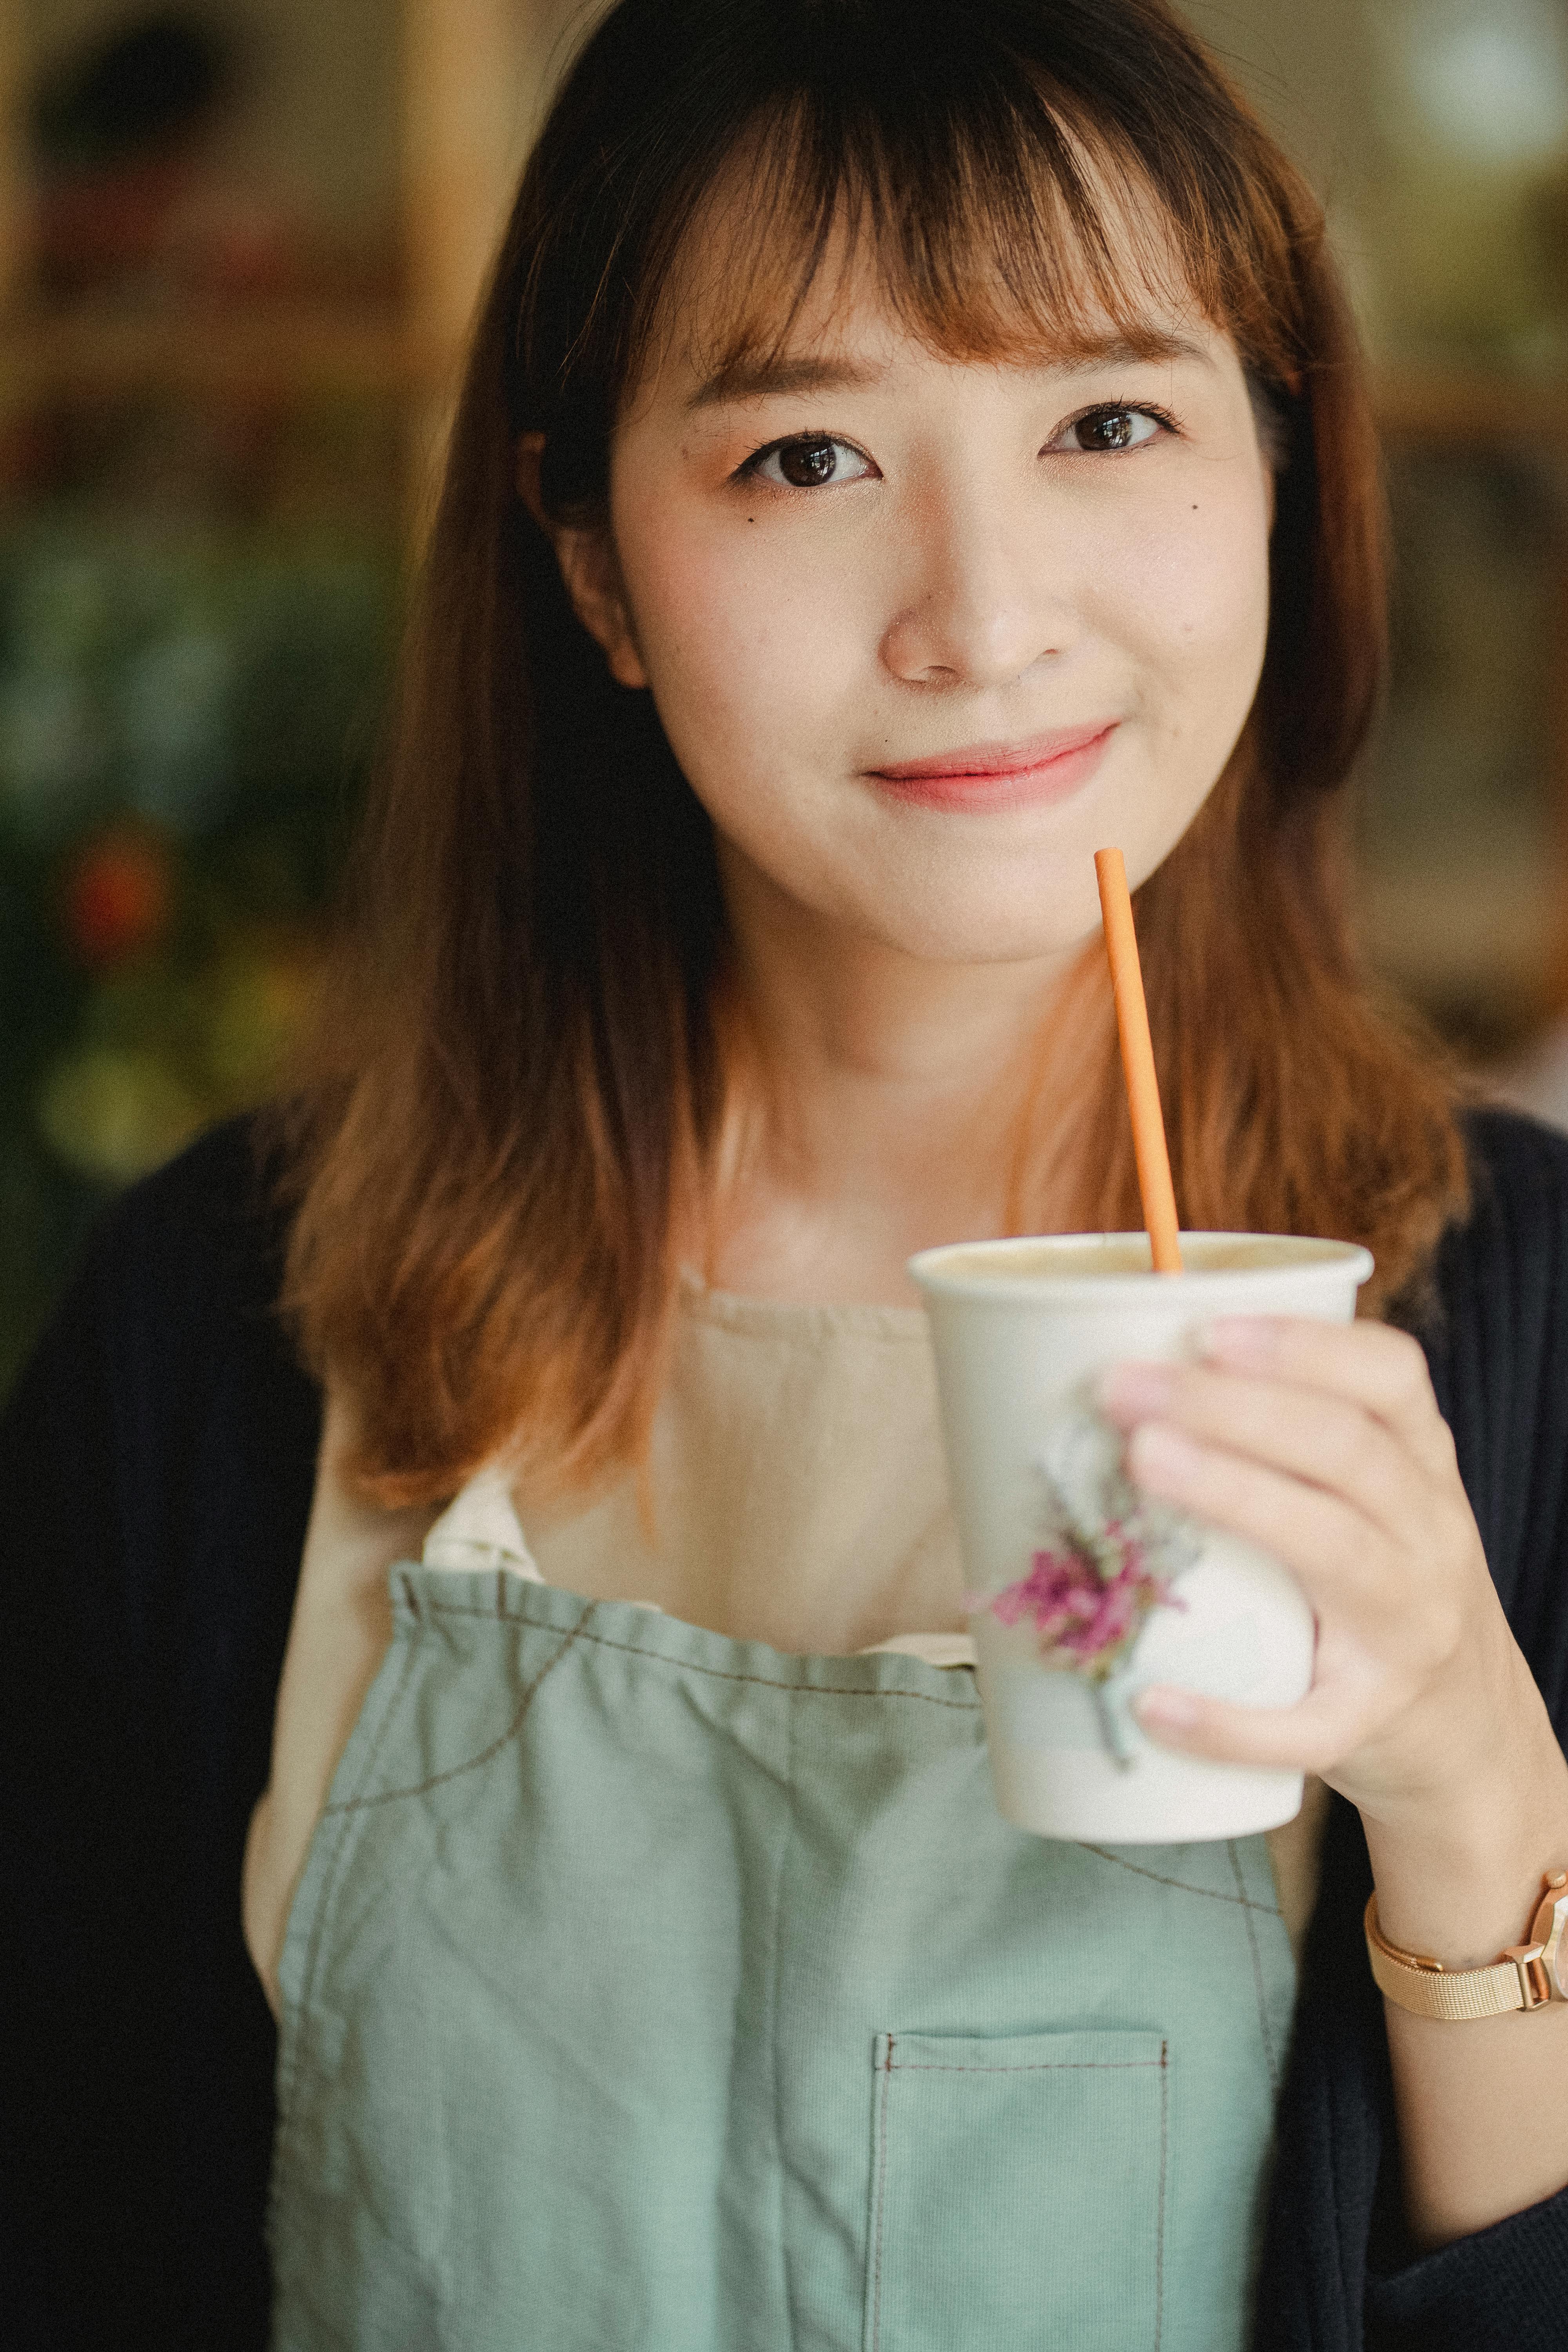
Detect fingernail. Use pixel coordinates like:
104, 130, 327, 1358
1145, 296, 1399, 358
1097, 1363, 1176, 1420
1135, 1686, 1200, 1729
1197, 1316, 1278, 1368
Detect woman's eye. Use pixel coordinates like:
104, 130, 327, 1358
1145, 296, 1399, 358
747, 436, 874, 489
1053, 406, 1167, 455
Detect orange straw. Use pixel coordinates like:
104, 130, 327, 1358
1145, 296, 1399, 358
1094, 847, 1183, 1273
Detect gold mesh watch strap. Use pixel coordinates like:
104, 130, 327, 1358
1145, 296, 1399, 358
1363, 1895, 1539, 2021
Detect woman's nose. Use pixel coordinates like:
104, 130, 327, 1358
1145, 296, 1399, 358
878, 493, 1079, 689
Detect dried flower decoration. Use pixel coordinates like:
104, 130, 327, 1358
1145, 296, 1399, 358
967, 1405, 1200, 1762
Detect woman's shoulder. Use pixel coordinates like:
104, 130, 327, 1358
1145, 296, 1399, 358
94, 1108, 293, 1321
1423, 1102, 1568, 1357
1, 1114, 316, 2348
1418, 1103, 1568, 1659
2, 1110, 321, 1575
32, 1110, 298, 1372
1453, 1099, 1568, 1243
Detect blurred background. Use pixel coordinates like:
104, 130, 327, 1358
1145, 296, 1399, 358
0, 0, 1564, 1391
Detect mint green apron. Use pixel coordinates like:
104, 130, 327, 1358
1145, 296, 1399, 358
269, 1568, 1294, 2350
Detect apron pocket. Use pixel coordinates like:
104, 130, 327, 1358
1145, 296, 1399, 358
863, 2027, 1168, 2352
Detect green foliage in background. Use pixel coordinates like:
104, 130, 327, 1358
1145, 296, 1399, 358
0, 521, 397, 1395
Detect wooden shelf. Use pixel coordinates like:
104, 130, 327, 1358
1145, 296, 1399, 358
0, 301, 460, 406
1371, 366, 1568, 447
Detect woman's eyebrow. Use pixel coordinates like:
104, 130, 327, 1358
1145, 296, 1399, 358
685, 353, 884, 411
1050, 329, 1213, 374
684, 327, 1212, 412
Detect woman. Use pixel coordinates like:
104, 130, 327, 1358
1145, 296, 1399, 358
6, 2, 1568, 2344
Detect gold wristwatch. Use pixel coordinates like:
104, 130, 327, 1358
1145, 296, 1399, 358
1365, 1873, 1568, 2020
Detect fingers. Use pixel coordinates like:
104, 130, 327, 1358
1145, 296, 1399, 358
1101, 1360, 1424, 1546
1124, 1420, 1394, 1612
1098, 1318, 1463, 1546
1132, 1681, 1356, 1775
1202, 1316, 1457, 1486
1120, 1416, 1480, 1657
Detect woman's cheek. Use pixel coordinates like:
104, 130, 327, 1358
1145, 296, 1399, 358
624, 515, 865, 764
1083, 499, 1269, 887
1117, 490, 1270, 727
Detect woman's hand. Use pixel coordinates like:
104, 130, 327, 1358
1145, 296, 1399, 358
1097, 1316, 1548, 1835
1099, 1313, 1568, 2253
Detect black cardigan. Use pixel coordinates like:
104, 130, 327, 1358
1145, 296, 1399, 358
3, 1109, 1568, 2350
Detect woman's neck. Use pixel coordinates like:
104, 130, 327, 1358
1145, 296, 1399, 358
707, 864, 1096, 1306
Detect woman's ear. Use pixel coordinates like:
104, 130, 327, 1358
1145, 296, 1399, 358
1244, 380, 1287, 535
515, 433, 649, 689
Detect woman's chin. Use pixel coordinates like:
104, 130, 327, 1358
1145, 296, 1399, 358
839, 890, 1106, 973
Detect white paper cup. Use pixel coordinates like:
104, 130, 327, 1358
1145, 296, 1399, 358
909, 1233, 1374, 1843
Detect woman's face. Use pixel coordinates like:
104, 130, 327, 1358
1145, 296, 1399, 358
559, 217, 1274, 971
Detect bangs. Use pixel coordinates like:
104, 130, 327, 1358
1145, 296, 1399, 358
619, 52, 1305, 412
652, 98, 1207, 390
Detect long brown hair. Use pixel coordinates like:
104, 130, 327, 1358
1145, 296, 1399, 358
280, 0, 1468, 1507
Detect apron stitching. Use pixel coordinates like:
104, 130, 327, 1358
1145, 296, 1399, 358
883, 2057, 1165, 2073
1081, 1844, 1283, 1915
564, 1622, 980, 1707
321, 1601, 601, 1813
870, 2035, 894, 2352
271, 1614, 425, 2210
1229, 1839, 1280, 2092
1154, 2040, 1169, 2352
411, 1594, 982, 1707
774, 1677, 800, 2352
290, 1624, 420, 2022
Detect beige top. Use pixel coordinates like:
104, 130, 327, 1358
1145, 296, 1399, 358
242, 1276, 1328, 2006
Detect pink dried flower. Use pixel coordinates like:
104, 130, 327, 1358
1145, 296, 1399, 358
974, 1538, 1183, 1678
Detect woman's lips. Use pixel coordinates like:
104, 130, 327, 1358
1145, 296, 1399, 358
866, 722, 1117, 811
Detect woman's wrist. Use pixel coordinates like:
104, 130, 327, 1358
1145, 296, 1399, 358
1357, 1685, 1568, 1965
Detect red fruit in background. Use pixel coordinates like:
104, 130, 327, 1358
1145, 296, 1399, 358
61, 830, 174, 967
